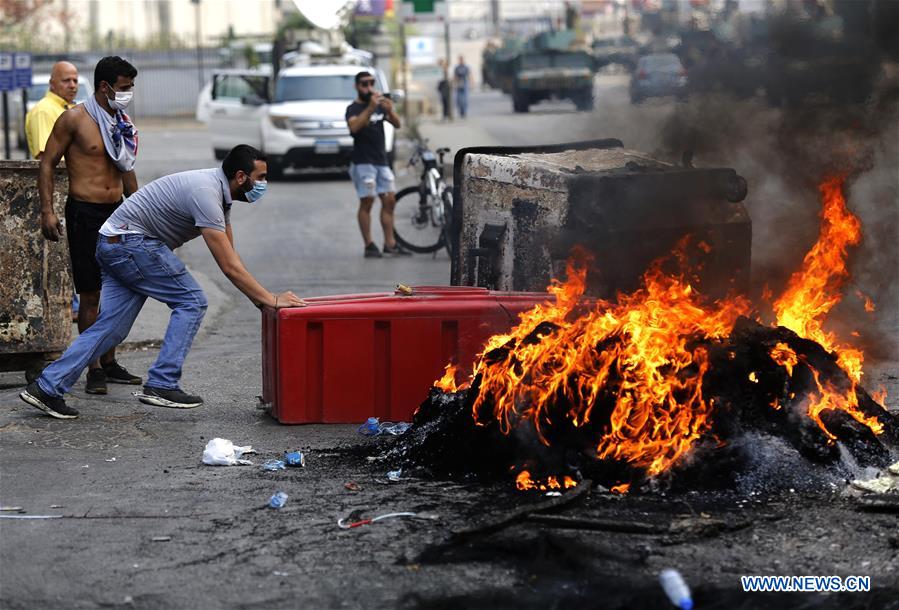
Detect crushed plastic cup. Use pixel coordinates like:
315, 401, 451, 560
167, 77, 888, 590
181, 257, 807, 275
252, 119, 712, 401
262, 460, 286, 471
285, 451, 305, 467
358, 417, 412, 437
269, 491, 288, 509
387, 468, 403, 482
381, 422, 412, 436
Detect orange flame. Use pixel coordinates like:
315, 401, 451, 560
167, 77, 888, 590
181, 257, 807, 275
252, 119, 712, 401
444, 174, 887, 493
515, 469, 533, 490
470, 248, 752, 480
435, 364, 463, 393
773, 176, 863, 381
770, 342, 798, 377
804, 366, 883, 439
514, 469, 577, 491
856, 290, 876, 313
770, 175, 884, 437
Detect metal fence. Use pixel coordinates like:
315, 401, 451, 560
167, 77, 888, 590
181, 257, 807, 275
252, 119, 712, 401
30, 48, 227, 119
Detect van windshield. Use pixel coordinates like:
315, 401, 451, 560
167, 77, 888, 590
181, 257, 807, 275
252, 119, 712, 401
275, 75, 361, 102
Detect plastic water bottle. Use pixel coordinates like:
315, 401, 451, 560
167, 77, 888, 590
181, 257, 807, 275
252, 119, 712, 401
659, 569, 693, 610
358, 417, 380, 436
268, 491, 288, 509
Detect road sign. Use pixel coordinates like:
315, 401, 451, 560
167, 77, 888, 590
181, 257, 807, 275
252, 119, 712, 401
405, 36, 437, 66
0, 53, 14, 92
400, 0, 447, 22
14, 53, 32, 89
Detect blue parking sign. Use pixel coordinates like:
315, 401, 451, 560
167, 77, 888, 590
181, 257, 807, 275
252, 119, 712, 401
14, 52, 32, 89
0, 53, 14, 92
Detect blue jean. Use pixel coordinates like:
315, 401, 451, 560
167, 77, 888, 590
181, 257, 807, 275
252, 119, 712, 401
37, 234, 208, 397
456, 87, 468, 118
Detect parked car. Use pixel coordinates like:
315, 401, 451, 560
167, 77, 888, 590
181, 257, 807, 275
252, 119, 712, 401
195, 67, 269, 125
629, 53, 687, 104
11, 73, 93, 151
591, 36, 639, 72
200, 64, 399, 177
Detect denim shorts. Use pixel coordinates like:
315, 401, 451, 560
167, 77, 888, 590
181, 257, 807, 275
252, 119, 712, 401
349, 163, 395, 199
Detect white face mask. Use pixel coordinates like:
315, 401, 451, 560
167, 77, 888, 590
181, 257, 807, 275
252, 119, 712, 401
109, 90, 133, 111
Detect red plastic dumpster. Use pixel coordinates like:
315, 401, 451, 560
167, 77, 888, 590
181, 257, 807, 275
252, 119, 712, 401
261, 286, 551, 424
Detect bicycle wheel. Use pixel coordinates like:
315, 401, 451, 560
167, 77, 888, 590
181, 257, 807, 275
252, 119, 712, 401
393, 185, 446, 253
441, 189, 454, 259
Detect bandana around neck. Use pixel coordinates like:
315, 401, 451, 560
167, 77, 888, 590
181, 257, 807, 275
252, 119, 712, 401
83, 94, 138, 172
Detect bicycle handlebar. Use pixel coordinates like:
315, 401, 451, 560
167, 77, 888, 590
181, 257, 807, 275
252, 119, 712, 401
408, 143, 452, 167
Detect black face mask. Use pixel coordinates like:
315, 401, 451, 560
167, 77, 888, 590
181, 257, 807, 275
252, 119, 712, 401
360, 91, 373, 103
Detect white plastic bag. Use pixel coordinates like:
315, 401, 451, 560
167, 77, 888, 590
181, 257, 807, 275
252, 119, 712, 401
202, 438, 256, 466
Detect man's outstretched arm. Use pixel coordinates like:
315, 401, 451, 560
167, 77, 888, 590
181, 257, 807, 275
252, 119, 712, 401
201, 227, 305, 309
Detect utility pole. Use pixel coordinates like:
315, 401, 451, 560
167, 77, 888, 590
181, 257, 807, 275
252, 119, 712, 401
63, 0, 71, 53
2, 92, 10, 160
191, 0, 205, 87
444, 17, 452, 120
623, 0, 630, 36
400, 21, 410, 127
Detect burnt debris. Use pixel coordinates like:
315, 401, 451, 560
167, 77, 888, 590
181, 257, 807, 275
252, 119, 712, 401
379, 318, 897, 492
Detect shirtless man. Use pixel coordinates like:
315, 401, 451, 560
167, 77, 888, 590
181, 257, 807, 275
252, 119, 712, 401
39, 56, 142, 395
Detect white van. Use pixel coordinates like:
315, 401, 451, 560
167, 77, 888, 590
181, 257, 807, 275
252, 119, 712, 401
202, 64, 398, 177
12, 73, 93, 151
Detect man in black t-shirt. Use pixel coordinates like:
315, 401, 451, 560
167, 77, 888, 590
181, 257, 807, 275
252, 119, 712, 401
345, 71, 410, 258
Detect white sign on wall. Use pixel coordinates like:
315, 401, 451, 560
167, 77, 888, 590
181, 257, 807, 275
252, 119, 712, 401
405, 37, 437, 66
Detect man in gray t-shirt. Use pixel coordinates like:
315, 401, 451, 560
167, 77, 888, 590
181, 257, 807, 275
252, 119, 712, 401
21, 145, 306, 418
101, 167, 234, 249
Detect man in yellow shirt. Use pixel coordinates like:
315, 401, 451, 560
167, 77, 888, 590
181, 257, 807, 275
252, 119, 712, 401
25, 61, 79, 159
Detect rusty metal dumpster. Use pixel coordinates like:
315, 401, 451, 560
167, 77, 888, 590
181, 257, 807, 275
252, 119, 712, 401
0, 160, 72, 377
450, 140, 751, 300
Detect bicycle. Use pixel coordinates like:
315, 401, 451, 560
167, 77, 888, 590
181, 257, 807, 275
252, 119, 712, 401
393, 141, 453, 256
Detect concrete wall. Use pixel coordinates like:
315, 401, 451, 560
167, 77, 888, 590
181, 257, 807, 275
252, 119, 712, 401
0, 161, 72, 366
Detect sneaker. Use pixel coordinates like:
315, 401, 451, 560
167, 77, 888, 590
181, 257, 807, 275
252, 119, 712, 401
138, 385, 203, 409
85, 368, 107, 395
383, 243, 413, 257
364, 242, 383, 258
103, 360, 142, 385
19, 382, 79, 419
